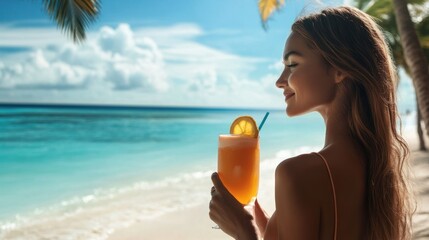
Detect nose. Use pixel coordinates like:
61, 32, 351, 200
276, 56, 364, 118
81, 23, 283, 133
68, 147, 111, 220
275, 68, 288, 89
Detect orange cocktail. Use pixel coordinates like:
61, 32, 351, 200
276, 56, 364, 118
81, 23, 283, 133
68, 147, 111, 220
218, 134, 259, 204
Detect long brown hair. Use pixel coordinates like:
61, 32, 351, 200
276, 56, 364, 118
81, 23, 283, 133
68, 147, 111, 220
292, 6, 413, 239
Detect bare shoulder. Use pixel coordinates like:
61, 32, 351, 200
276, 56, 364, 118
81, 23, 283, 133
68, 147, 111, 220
275, 153, 329, 199
273, 153, 325, 239
276, 153, 324, 173
271, 148, 367, 239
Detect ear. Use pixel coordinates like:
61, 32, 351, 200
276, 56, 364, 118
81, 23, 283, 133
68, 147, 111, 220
334, 69, 348, 84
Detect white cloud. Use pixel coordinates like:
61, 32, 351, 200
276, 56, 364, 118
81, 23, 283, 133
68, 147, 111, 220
187, 69, 218, 93
134, 23, 204, 44
0, 26, 69, 48
98, 24, 136, 54
269, 60, 283, 72
0, 24, 168, 92
0, 23, 281, 108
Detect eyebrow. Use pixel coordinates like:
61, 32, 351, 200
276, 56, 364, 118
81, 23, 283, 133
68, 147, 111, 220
283, 50, 303, 61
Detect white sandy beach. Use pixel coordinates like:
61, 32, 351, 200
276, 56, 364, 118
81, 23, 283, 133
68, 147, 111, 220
410, 150, 429, 239
108, 134, 429, 240
3, 130, 426, 240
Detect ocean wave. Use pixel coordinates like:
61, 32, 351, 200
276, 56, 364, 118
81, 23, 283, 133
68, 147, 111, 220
0, 146, 321, 240
0, 169, 214, 240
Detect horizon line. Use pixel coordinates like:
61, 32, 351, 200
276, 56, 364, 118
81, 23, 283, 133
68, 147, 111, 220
0, 102, 282, 112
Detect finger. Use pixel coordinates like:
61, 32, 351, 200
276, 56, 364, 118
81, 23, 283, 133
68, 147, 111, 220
254, 198, 265, 216
209, 198, 220, 212
211, 172, 232, 197
209, 200, 222, 221
211, 186, 216, 196
209, 209, 216, 221
255, 199, 261, 210
211, 172, 241, 206
209, 208, 220, 223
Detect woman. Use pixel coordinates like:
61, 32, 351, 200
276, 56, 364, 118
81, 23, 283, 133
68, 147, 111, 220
209, 6, 413, 240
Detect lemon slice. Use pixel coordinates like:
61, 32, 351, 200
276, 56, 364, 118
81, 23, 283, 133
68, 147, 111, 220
230, 116, 259, 137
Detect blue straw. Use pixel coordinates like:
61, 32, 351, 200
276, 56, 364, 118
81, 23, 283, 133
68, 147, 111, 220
258, 112, 270, 131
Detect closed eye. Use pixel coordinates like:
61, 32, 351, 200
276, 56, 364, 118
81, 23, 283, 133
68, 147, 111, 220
286, 63, 298, 68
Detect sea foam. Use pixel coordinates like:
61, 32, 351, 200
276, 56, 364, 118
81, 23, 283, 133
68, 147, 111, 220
0, 146, 321, 240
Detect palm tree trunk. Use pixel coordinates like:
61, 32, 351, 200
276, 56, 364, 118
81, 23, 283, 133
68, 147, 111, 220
393, 0, 429, 138
417, 98, 427, 151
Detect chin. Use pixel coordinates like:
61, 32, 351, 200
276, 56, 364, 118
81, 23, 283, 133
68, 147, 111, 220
286, 107, 298, 117
286, 106, 307, 117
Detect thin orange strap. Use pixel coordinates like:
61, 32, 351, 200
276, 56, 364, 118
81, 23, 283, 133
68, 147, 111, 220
313, 152, 337, 240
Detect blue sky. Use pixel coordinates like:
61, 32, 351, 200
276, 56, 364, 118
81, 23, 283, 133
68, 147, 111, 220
0, 0, 415, 111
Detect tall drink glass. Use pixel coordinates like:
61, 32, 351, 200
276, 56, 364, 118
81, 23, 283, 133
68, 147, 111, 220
218, 134, 259, 204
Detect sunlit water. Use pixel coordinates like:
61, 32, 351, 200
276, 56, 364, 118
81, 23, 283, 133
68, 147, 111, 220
0, 105, 414, 239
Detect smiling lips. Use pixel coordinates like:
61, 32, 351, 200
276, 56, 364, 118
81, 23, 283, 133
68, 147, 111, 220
285, 93, 295, 101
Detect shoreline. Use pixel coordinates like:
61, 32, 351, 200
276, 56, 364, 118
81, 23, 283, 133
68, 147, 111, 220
1, 134, 426, 239
0, 146, 315, 240
0, 102, 282, 113
108, 136, 429, 240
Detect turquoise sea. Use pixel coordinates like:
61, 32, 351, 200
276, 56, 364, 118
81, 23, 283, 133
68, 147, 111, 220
5, 103, 411, 239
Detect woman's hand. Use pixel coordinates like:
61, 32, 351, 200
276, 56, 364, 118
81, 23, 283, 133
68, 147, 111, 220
254, 199, 270, 237
209, 172, 259, 240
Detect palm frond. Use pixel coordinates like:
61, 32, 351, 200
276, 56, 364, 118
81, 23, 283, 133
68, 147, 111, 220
364, 0, 392, 18
417, 14, 429, 36
419, 36, 429, 48
356, 0, 429, 67
354, 0, 375, 12
258, 0, 284, 30
416, 13, 429, 50
43, 0, 100, 43
408, 0, 428, 5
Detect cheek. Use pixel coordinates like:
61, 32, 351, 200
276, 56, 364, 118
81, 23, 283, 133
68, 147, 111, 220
289, 69, 334, 103
288, 70, 315, 96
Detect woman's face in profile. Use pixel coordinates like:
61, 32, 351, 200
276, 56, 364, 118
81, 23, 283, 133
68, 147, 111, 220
276, 31, 338, 117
